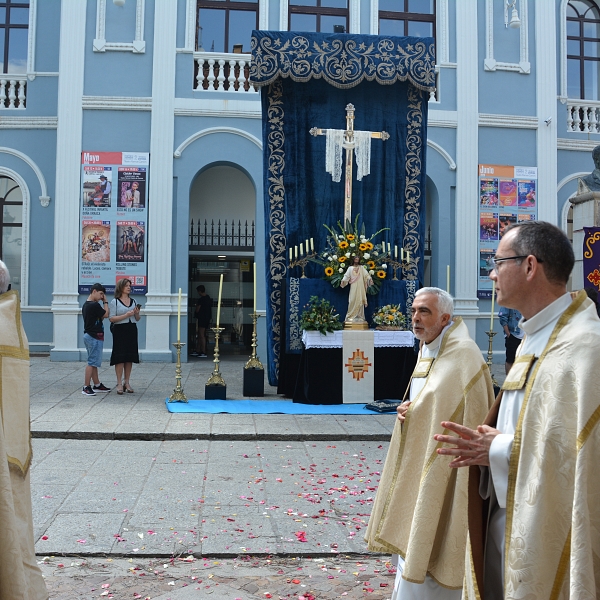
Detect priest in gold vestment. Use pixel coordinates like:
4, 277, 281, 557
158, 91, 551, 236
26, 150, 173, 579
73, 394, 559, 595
365, 287, 494, 599
0, 260, 48, 600
436, 221, 600, 600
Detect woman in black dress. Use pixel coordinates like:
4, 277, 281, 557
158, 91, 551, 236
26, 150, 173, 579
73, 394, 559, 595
109, 279, 141, 394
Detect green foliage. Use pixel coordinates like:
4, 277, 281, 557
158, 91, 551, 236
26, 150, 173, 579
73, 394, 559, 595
372, 304, 407, 328
300, 296, 344, 335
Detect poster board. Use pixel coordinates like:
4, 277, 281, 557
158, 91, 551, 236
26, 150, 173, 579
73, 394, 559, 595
79, 152, 149, 294
477, 164, 538, 299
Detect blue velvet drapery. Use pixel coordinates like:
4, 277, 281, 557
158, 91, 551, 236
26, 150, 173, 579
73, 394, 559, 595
251, 31, 434, 385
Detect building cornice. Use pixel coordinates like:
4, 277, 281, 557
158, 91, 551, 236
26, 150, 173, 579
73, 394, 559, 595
82, 96, 152, 110
0, 116, 57, 129
557, 138, 600, 151
478, 113, 538, 129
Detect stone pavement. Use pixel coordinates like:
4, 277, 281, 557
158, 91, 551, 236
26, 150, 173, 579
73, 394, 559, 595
28, 357, 505, 598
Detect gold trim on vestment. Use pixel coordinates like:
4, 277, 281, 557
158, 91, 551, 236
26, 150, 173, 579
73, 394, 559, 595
549, 528, 571, 600
412, 357, 434, 378
504, 290, 587, 586
577, 402, 600, 451
501, 354, 535, 390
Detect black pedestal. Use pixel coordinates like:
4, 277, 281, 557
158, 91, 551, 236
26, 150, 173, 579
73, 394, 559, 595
205, 384, 227, 399
243, 368, 264, 397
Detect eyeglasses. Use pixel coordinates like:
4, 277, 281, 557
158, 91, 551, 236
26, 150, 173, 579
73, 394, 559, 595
486, 255, 543, 272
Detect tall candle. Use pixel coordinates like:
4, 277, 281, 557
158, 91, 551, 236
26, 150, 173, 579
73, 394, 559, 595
382, 242, 386, 253
394, 245, 398, 259
490, 280, 496, 331
310, 237, 314, 251
300, 242, 304, 256
294, 246, 298, 259
253, 262, 257, 313
401, 247, 405, 261
216, 274, 223, 328
289, 247, 292, 261
387, 242, 391, 253
305, 239, 309, 253
177, 288, 182, 342
446, 265, 450, 293
407, 250, 410, 262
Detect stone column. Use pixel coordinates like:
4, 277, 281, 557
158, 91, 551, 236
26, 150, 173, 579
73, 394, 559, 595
453, 0, 479, 337
50, 0, 87, 360
143, 0, 178, 361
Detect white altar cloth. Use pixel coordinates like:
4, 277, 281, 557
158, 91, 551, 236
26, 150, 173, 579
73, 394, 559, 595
302, 330, 414, 349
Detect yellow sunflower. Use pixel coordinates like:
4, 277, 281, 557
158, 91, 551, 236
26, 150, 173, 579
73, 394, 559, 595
339, 256, 347, 263
324, 266, 334, 276
339, 240, 349, 249
359, 243, 368, 251
367, 260, 376, 269
366, 241, 374, 250
377, 270, 386, 279
346, 234, 355, 241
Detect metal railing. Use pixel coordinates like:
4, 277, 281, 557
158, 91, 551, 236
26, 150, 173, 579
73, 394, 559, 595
1, 77, 26, 109
194, 52, 256, 93
566, 99, 600, 133
189, 219, 255, 248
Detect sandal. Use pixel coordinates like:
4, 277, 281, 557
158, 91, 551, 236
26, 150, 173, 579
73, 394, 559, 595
124, 383, 134, 393
116, 384, 124, 395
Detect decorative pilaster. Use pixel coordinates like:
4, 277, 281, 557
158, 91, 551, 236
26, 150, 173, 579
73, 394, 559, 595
454, 0, 480, 335
144, 0, 177, 360
535, 0, 557, 223
51, 0, 87, 359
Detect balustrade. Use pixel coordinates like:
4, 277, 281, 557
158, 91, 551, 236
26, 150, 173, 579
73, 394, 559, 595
194, 52, 257, 93
0, 78, 27, 109
189, 219, 255, 248
566, 99, 600, 133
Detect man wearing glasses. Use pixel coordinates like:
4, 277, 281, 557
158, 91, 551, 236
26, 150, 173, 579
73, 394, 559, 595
435, 221, 600, 599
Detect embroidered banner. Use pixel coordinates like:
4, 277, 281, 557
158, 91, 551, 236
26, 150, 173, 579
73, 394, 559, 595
583, 227, 600, 289
342, 330, 375, 404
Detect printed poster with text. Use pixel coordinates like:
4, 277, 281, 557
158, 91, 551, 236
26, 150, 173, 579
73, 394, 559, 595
79, 151, 149, 294
478, 164, 538, 298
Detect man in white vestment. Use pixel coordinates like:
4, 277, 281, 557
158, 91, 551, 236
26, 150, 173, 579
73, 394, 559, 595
365, 288, 494, 599
0, 260, 48, 599
340, 256, 372, 322
436, 221, 600, 599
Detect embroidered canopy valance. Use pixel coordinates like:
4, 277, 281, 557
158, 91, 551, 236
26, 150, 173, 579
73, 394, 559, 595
250, 31, 436, 91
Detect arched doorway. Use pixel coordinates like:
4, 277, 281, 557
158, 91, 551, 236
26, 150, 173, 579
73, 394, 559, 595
0, 175, 23, 295
188, 163, 257, 356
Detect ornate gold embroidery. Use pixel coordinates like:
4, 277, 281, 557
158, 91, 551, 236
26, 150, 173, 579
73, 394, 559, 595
413, 357, 434, 378
501, 354, 535, 391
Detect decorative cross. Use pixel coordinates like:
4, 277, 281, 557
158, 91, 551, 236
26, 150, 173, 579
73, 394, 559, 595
310, 104, 389, 224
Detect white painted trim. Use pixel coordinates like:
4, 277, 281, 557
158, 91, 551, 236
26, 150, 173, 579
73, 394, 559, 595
427, 140, 456, 169
174, 96, 261, 117
185, 0, 196, 51
175, 107, 261, 119
26, 0, 37, 80
259, 0, 268, 30
370, 0, 378, 35
484, 0, 530, 74
94, 0, 146, 53
25, 72, 59, 77
0, 147, 49, 199
349, 0, 360, 33
427, 109, 457, 127
0, 167, 30, 306
0, 116, 57, 129
437, 0, 449, 64
478, 113, 538, 129
559, 0, 568, 100
557, 138, 600, 151
174, 127, 263, 158
20, 305, 52, 312
82, 96, 152, 110
561, 190, 575, 235
280, 0, 289, 31
558, 171, 589, 191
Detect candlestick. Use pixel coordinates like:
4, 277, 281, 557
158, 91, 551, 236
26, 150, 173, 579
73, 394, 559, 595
253, 262, 257, 313
216, 274, 223, 328
446, 265, 450, 293
310, 237, 314, 251
490, 280, 496, 331
394, 245, 398, 259
168, 341, 188, 403
245, 311, 264, 370
177, 288, 181, 342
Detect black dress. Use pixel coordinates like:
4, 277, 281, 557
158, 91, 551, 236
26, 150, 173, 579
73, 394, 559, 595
109, 298, 140, 365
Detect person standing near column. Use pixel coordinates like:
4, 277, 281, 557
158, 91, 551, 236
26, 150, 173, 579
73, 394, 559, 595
82, 283, 110, 396
497, 306, 523, 374
0, 260, 49, 599
109, 278, 141, 394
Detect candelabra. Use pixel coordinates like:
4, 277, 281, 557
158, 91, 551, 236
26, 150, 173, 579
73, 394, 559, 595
486, 330, 499, 387
245, 312, 264, 370
168, 341, 188, 403
387, 255, 412, 280
206, 326, 226, 398
290, 252, 317, 278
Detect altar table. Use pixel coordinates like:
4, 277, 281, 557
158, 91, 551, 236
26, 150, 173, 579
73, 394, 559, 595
292, 330, 417, 405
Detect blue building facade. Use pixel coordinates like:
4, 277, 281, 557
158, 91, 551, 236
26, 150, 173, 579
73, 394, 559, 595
0, 0, 595, 365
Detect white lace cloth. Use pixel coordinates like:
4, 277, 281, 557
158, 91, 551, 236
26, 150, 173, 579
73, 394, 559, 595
302, 330, 414, 349
354, 130, 372, 181
325, 129, 372, 182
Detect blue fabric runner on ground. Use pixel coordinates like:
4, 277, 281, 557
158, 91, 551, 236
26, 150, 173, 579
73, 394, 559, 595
165, 399, 376, 415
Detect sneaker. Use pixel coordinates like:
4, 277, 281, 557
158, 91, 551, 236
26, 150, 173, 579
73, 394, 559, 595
199, 353, 208, 358
82, 385, 96, 396
190, 351, 199, 356
93, 383, 111, 392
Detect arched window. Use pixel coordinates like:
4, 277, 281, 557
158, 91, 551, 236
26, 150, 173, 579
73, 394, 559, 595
196, 0, 258, 53
567, 0, 600, 100
379, 0, 435, 39
289, 0, 348, 33
0, 175, 23, 293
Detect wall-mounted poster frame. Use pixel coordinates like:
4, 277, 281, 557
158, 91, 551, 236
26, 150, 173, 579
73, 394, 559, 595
477, 164, 538, 299
79, 151, 150, 294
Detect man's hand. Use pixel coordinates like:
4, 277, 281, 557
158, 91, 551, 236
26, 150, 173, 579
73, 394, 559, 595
433, 422, 501, 468
397, 401, 411, 423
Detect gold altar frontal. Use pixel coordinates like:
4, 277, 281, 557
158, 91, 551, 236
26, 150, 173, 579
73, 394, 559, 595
344, 321, 369, 330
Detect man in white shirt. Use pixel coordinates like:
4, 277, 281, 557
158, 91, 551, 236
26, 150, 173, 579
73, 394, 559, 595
435, 221, 600, 599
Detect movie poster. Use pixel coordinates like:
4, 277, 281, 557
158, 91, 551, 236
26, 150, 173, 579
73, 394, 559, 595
477, 165, 538, 298
79, 152, 149, 294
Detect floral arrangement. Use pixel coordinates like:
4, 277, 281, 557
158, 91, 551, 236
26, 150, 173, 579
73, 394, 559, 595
372, 304, 407, 329
310, 216, 390, 295
299, 296, 344, 335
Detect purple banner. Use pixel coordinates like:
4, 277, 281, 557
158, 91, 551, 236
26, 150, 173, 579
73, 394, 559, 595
583, 227, 600, 289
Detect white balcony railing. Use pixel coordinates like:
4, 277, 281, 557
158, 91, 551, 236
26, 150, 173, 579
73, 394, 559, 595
1, 77, 27, 109
567, 99, 600, 133
194, 52, 257, 93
